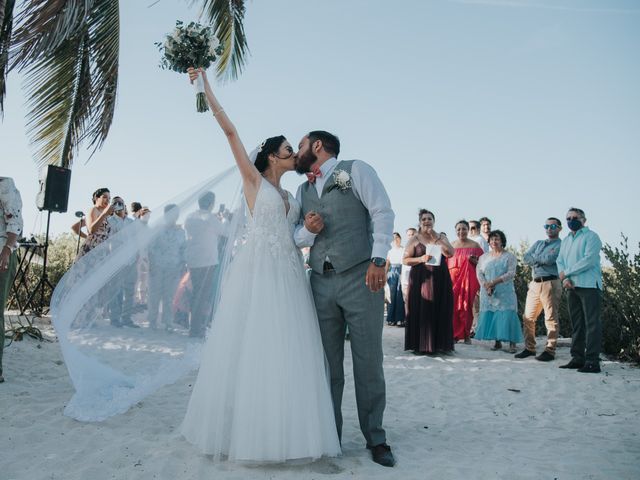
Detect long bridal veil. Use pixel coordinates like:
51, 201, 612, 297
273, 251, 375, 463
50, 166, 247, 421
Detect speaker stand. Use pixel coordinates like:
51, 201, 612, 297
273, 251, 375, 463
22, 210, 55, 316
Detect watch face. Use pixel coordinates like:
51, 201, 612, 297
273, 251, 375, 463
372, 258, 385, 267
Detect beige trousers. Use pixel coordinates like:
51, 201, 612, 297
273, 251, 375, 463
522, 279, 562, 354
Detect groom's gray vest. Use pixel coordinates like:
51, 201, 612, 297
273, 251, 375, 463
300, 160, 373, 274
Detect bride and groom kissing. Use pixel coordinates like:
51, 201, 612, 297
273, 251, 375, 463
181, 68, 396, 467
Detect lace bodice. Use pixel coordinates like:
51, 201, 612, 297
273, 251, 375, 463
245, 179, 301, 261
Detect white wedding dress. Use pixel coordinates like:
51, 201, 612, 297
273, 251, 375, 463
181, 178, 341, 462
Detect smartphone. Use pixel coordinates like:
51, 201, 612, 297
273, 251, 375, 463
218, 203, 225, 213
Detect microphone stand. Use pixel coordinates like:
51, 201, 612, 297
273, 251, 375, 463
75, 211, 85, 255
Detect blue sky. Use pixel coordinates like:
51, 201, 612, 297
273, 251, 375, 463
2, 0, 639, 251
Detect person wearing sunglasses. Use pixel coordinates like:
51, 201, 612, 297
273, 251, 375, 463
557, 207, 603, 373
515, 218, 563, 361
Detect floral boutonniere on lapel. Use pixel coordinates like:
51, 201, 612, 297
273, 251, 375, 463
331, 169, 352, 192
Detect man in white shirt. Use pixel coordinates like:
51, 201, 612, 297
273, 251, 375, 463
294, 130, 396, 467
184, 191, 227, 337
1, 177, 23, 383
469, 220, 489, 253
106, 196, 137, 327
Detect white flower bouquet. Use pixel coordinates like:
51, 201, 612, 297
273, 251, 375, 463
156, 21, 223, 112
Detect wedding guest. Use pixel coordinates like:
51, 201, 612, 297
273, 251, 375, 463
400, 228, 417, 308
557, 208, 603, 373
147, 204, 186, 330
448, 220, 484, 344
385, 232, 405, 326
0, 177, 23, 383
474, 230, 523, 353
132, 203, 151, 306
76, 187, 113, 260
184, 191, 227, 337
131, 201, 151, 220
479, 217, 492, 245
515, 217, 563, 361
468, 220, 488, 336
469, 220, 489, 253
106, 196, 137, 328
403, 209, 455, 354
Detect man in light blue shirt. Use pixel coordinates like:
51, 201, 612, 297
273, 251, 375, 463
557, 207, 603, 373
515, 217, 563, 362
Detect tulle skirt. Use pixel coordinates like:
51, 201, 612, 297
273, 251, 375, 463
181, 240, 341, 462
474, 309, 524, 343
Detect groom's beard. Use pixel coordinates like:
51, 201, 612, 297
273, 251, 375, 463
295, 150, 317, 174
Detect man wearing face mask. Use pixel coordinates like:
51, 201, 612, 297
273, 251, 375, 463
515, 217, 563, 362
557, 208, 603, 373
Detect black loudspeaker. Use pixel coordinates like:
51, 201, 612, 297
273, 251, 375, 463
36, 165, 71, 213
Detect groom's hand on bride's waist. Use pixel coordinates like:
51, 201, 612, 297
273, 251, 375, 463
304, 211, 324, 234
365, 263, 386, 292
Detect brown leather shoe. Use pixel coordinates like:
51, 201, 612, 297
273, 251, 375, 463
367, 443, 395, 467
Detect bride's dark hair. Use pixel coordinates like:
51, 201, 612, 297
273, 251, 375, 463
254, 135, 286, 173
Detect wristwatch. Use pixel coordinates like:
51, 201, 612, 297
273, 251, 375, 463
371, 257, 386, 268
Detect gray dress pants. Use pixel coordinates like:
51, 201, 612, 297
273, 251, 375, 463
310, 260, 387, 447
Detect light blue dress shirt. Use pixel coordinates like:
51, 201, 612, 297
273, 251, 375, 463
556, 227, 602, 289
523, 238, 561, 278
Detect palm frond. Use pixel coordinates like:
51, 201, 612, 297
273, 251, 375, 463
0, 0, 16, 116
19, 0, 119, 168
11, 0, 93, 70
23, 30, 91, 168
198, 0, 249, 81
85, 0, 118, 152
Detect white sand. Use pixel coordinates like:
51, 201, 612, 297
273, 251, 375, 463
1, 317, 639, 480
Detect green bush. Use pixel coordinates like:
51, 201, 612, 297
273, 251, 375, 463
601, 236, 640, 363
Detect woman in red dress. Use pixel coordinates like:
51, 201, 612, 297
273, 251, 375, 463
447, 220, 484, 344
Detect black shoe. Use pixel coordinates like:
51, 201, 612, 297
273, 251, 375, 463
367, 443, 395, 467
578, 363, 601, 373
514, 349, 536, 359
121, 319, 140, 328
536, 351, 555, 362
559, 359, 585, 369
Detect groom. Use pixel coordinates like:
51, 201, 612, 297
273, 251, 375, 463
294, 131, 396, 467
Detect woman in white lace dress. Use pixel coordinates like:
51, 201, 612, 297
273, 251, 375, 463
180, 68, 341, 462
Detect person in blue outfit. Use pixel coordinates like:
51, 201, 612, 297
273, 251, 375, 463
557, 207, 603, 373
474, 230, 524, 353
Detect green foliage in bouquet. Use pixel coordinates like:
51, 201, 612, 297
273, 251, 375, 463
156, 20, 223, 73
156, 20, 224, 112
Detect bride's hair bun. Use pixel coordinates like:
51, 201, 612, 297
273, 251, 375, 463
254, 135, 286, 173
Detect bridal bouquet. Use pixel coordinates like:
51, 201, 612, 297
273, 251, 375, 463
156, 21, 224, 112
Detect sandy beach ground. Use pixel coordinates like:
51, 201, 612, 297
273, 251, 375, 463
1, 317, 639, 480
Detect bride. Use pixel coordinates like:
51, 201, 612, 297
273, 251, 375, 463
180, 68, 341, 462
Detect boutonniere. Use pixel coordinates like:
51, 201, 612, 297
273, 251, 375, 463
332, 169, 352, 191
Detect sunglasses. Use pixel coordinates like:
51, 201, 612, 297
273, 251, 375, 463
543, 224, 560, 230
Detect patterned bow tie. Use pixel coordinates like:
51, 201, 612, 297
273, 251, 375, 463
306, 164, 323, 184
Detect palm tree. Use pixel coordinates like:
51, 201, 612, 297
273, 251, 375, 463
0, 0, 248, 169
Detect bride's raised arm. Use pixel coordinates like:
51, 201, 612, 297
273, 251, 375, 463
187, 68, 261, 208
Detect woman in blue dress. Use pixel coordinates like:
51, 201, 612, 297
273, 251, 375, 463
475, 230, 524, 353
